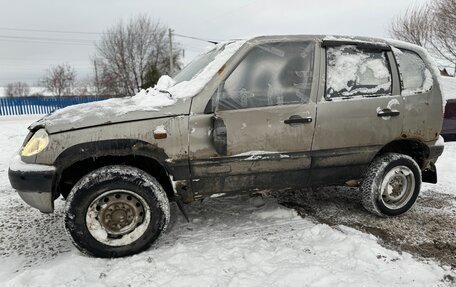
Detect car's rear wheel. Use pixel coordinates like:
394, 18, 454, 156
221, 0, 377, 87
64, 165, 170, 258
361, 153, 421, 217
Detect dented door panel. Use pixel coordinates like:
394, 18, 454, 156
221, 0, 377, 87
189, 104, 316, 196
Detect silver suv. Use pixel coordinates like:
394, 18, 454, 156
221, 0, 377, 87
9, 35, 445, 257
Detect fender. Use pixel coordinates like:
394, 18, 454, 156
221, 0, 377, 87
54, 139, 190, 180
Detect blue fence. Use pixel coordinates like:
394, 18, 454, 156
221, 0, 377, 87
0, 96, 108, 116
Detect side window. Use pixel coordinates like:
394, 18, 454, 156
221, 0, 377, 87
214, 41, 315, 111
326, 46, 392, 98
393, 48, 432, 96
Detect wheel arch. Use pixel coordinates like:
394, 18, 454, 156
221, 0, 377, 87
374, 138, 430, 169
53, 139, 181, 200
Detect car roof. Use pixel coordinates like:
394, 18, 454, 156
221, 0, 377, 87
241, 34, 422, 52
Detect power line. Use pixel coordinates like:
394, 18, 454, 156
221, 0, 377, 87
0, 39, 94, 46
0, 26, 220, 44
0, 26, 218, 83
0, 58, 90, 62
0, 65, 93, 69
0, 27, 103, 35
0, 35, 94, 43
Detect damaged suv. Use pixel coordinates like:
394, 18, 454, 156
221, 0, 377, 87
9, 35, 444, 257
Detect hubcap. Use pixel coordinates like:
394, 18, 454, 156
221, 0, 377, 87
86, 190, 150, 246
380, 166, 415, 210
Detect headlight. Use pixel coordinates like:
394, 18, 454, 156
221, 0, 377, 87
21, 129, 49, 157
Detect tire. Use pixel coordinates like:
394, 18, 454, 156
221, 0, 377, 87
64, 165, 170, 258
361, 153, 421, 217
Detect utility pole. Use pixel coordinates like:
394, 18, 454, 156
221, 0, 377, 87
169, 28, 173, 75
93, 59, 100, 95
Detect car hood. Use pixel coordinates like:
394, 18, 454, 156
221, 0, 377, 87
30, 95, 191, 134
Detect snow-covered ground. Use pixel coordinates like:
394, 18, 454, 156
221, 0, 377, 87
441, 76, 456, 101
0, 116, 454, 286
432, 140, 456, 196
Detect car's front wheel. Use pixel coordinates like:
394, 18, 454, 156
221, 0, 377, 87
64, 165, 170, 258
361, 153, 421, 217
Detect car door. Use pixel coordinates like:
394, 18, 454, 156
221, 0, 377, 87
310, 41, 404, 185
188, 40, 319, 199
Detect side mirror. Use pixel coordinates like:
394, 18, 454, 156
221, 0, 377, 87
211, 115, 227, 156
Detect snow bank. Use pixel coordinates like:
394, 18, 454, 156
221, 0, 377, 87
0, 87, 53, 98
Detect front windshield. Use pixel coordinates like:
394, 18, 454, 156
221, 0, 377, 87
172, 44, 227, 85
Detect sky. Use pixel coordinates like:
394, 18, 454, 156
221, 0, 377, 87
0, 0, 430, 87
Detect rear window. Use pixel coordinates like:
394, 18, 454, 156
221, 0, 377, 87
326, 45, 392, 98
392, 48, 433, 96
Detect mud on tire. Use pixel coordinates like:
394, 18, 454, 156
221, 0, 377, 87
64, 165, 170, 258
361, 153, 421, 217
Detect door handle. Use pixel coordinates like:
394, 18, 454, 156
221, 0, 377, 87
284, 115, 313, 125
377, 109, 400, 117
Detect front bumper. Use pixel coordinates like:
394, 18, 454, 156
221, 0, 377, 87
8, 155, 56, 213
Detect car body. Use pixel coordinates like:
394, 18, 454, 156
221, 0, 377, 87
9, 35, 445, 257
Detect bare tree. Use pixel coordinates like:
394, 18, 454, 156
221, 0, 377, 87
390, 0, 456, 74
41, 64, 76, 96
73, 77, 95, 96
94, 15, 182, 96
390, 3, 432, 47
431, 0, 456, 70
5, 82, 30, 97
5, 83, 13, 97
92, 58, 124, 96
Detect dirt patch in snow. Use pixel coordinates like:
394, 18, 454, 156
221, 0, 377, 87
276, 185, 456, 272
